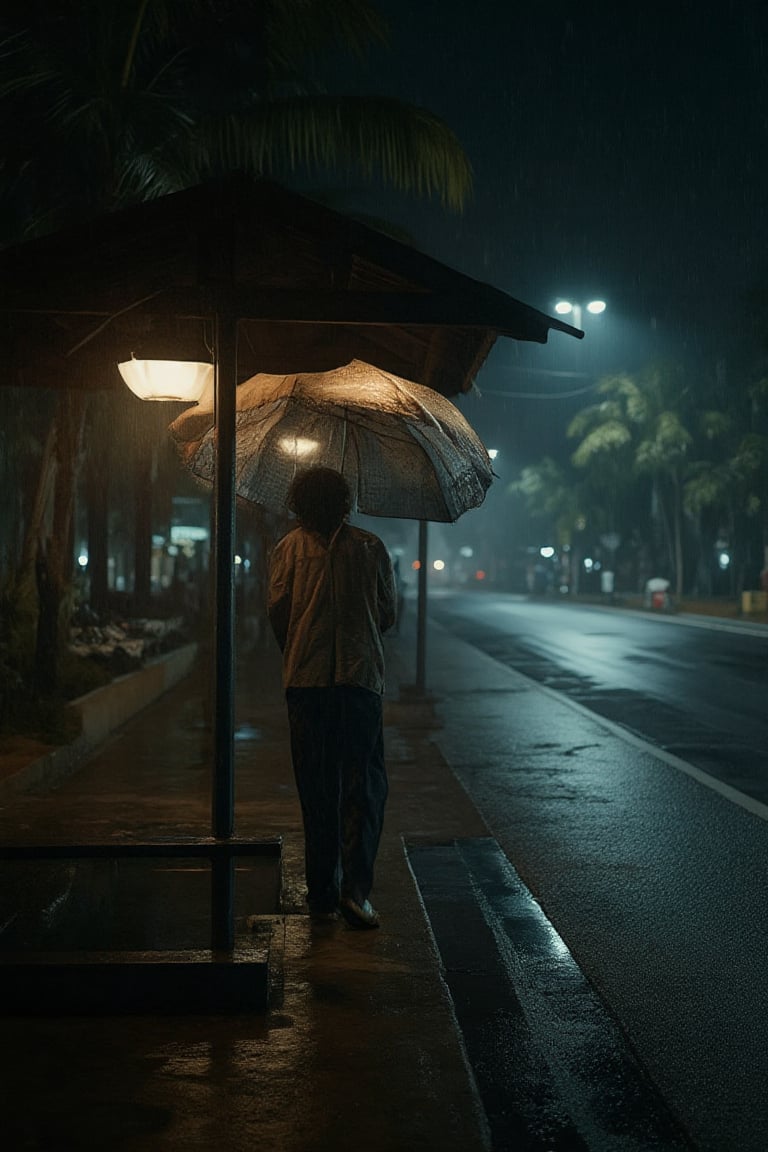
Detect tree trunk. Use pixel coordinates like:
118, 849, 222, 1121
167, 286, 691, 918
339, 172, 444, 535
670, 471, 684, 600
672, 497, 684, 600
2, 417, 57, 680
652, 478, 674, 580
86, 450, 110, 617
33, 392, 85, 694
33, 543, 59, 696
133, 447, 153, 613
18, 419, 57, 582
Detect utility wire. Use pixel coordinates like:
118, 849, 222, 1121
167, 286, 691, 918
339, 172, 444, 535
473, 381, 600, 400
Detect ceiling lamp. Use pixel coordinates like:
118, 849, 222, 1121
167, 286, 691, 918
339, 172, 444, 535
118, 357, 213, 403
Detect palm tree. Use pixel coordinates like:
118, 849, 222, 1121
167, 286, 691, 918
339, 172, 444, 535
511, 457, 585, 545
1, 0, 472, 237
567, 366, 693, 598
510, 457, 588, 593
739, 378, 768, 573
683, 410, 738, 595
684, 383, 768, 593
32, 391, 87, 694
0, 388, 57, 701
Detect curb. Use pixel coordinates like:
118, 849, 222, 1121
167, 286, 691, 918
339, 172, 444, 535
0, 643, 198, 799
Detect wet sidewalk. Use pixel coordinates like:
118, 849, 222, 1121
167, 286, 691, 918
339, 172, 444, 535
0, 620, 493, 1152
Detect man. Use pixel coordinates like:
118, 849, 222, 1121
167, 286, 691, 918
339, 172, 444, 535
267, 467, 396, 929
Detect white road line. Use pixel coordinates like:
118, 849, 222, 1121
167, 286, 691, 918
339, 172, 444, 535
430, 609, 768, 823
605, 606, 768, 638
531, 676, 768, 823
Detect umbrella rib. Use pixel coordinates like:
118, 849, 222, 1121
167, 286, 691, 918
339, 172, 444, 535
392, 379, 443, 431
340, 409, 348, 472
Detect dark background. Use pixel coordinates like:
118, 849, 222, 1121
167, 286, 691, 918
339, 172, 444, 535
319, 2, 768, 464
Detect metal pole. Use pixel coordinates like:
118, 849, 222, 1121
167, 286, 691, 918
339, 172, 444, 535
211, 310, 237, 950
416, 520, 428, 694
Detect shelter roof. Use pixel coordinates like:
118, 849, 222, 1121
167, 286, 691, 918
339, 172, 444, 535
0, 177, 581, 398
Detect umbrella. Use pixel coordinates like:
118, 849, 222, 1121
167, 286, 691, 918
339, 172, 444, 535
169, 359, 493, 522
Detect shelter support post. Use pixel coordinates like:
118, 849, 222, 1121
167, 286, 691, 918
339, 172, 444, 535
416, 520, 428, 694
211, 311, 238, 951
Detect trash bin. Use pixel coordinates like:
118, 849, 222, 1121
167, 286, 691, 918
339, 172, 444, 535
645, 577, 670, 610
742, 590, 768, 614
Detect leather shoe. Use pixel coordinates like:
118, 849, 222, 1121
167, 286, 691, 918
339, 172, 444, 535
340, 897, 380, 929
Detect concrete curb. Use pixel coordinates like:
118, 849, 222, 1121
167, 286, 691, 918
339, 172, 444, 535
0, 643, 198, 798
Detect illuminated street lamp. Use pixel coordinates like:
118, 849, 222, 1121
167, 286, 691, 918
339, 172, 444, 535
554, 299, 606, 330
118, 357, 213, 403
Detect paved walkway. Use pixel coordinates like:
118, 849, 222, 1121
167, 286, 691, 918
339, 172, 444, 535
0, 617, 493, 1152
3, 595, 763, 1149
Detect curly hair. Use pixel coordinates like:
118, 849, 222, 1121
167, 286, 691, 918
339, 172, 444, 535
287, 467, 352, 536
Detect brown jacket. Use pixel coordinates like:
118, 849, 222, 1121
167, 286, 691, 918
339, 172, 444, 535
267, 522, 396, 693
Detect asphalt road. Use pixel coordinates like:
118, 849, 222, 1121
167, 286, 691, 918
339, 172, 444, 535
423, 592, 768, 1151
429, 592, 768, 805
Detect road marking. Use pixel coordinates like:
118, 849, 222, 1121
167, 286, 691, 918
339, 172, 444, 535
429, 611, 768, 825
588, 604, 768, 639
530, 676, 768, 824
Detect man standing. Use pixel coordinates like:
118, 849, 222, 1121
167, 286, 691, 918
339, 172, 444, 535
267, 467, 396, 929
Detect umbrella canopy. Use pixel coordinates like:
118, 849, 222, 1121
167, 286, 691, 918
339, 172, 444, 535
169, 359, 493, 522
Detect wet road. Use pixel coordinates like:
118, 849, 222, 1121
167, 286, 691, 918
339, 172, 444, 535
424, 592, 768, 1151
430, 592, 768, 805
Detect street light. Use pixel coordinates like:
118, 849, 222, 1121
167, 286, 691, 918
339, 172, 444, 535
554, 299, 606, 329
118, 357, 213, 403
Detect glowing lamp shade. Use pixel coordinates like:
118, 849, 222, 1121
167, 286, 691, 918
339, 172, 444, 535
586, 300, 606, 314
118, 358, 213, 403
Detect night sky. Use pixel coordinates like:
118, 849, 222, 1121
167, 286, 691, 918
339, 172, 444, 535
323, 1, 768, 461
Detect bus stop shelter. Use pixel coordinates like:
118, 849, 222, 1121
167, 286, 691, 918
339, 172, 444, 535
0, 176, 580, 1007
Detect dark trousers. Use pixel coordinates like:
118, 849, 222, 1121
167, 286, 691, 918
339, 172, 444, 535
285, 686, 388, 911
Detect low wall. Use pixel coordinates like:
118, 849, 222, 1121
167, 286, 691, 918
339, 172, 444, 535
73, 643, 198, 748
1, 644, 198, 797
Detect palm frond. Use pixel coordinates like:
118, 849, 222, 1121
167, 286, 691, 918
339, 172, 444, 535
265, 0, 388, 72
683, 463, 732, 516
571, 421, 632, 468
2, 2, 472, 232
733, 433, 768, 474
195, 95, 472, 210
699, 409, 732, 441
567, 400, 623, 439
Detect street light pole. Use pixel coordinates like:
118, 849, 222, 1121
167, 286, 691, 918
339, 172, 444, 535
553, 298, 607, 601
415, 520, 428, 694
